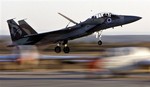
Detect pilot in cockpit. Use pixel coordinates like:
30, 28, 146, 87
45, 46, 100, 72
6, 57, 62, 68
103, 13, 108, 17
103, 13, 111, 17
91, 16, 97, 19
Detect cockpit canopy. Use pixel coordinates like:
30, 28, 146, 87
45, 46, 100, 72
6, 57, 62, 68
91, 12, 117, 19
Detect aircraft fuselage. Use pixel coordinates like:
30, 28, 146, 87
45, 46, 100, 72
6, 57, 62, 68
23, 14, 141, 46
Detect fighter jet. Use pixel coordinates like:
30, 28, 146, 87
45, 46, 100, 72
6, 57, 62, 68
7, 12, 141, 53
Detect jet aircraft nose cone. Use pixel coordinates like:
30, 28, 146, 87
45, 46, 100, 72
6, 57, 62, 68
123, 16, 142, 24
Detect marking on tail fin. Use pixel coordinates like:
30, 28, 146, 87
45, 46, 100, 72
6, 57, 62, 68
10, 22, 23, 37
7, 19, 27, 42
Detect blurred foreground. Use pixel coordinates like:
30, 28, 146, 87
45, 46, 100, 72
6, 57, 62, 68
1, 71, 150, 87
0, 35, 150, 78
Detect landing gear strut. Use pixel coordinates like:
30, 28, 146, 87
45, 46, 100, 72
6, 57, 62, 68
96, 31, 103, 45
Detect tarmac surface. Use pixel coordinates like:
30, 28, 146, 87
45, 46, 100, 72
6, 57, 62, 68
1, 71, 150, 87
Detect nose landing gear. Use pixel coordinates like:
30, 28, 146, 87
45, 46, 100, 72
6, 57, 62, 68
96, 30, 103, 45
98, 40, 102, 45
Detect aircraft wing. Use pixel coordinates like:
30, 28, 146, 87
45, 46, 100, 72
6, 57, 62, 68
22, 28, 72, 45
22, 23, 98, 45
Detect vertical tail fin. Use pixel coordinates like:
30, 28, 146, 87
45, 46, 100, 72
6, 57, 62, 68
7, 19, 28, 42
18, 19, 38, 35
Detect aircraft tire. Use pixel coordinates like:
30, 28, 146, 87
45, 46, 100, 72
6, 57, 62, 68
55, 46, 61, 53
98, 40, 103, 45
63, 47, 70, 53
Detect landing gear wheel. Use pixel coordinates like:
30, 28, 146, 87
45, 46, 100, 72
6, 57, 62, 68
63, 47, 70, 53
98, 40, 103, 45
55, 46, 61, 53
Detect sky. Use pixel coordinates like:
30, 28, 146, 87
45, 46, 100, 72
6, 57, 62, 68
1, 0, 150, 35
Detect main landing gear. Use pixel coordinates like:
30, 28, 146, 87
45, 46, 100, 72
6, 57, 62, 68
96, 31, 103, 46
54, 40, 70, 53
63, 46, 70, 53
55, 46, 61, 53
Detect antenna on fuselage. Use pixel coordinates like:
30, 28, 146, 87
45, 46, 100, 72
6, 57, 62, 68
58, 13, 78, 25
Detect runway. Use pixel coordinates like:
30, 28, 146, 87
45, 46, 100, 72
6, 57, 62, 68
1, 71, 150, 87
